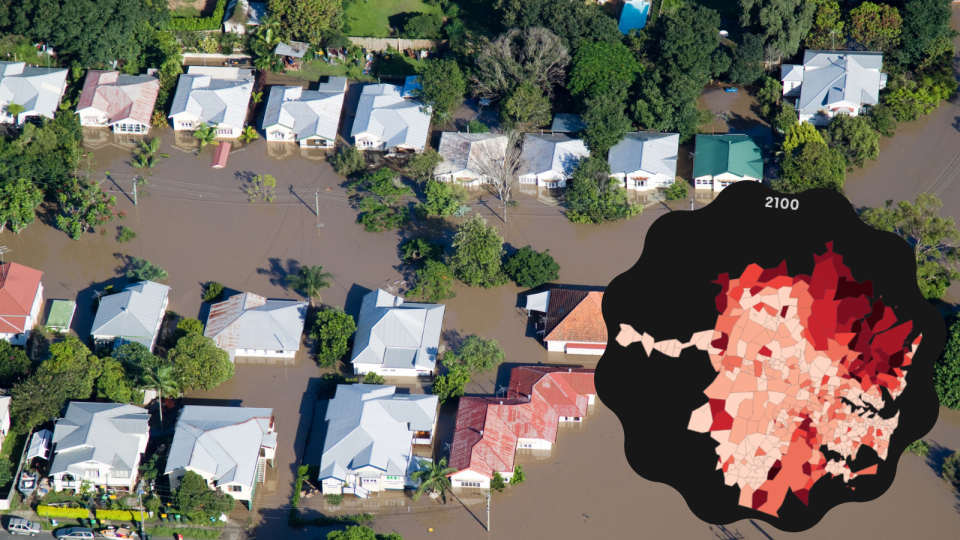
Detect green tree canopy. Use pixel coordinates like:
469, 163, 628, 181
175, 470, 236, 517
176, 317, 205, 339
168, 334, 235, 392
781, 122, 824, 154
897, 0, 955, 68
935, 317, 960, 409
431, 362, 470, 404
449, 214, 508, 288
401, 238, 444, 265
111, 342, 157, 384
416, 181, 469, 218
0, 340, 31, 388
451, 336, 505, 373
414, 59, 467, 123
267, 0, 342, 45
805, 1, 844, 50
859, 193, 960, 300
471, 27, 570, 99
566, 156, 642, 224
493, 0, 621, 50
310, 307, 356, 368
772, 141, 846, 194
353, 168, 412, 233
96, 357, 143, 404
504, 246, 560, 288
56, 178, 118, 240
582, 91, 632, 156
405, 149, 443, 183
729, 33, 765, 86
739, 0, 816, 60
330, 145, 367, 177
849, 2, 902, 52
501, 82, 553, 132
568, 41, 640, 99
126, 257, 169, 281
11, 370, 76, 432
40, 335, 103, 398
403, 13, 442, 39
407, 259, 457, 303
826, 115, 881, 168
0, 178, 43, 234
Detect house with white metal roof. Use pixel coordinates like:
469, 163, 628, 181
168, 66, 254, 138
0, 61, 69, 125
351, 84, 431, 153
50, 403, 150, 492
204, 292, 307, 361
262, 77, 346, 148
313, 385, 438, 497
781, 50, 887, 125
164, 406, 277, 504
76, 71, 160, 134
351, 289, 445, 377
519, 133, 590, 188
434, 132, 508, 185
223, 0, 267, 34
608, 132, 679, 191
89, 281, 170, 351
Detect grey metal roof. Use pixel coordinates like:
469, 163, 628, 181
350, 84, 431, 151
435, 132, 508, 176
165, 406, 274, 488
275, 41, 309, 58
607, 132, 679, 177
781, 64, 803, 82
519, 134, 590, 177
262, 85, 345, 142
0, 62, 68, 120
50, 403, 149, 476
204, 292, 307, 352
401, 76, 420, 98
90, 281, 170, 346
551, 113, 586, 133
795, 51, 885, 113
168, 67, 254, 129
316, 385, 438, 482
350, 290, 445, 371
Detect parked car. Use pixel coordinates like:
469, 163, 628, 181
6, 517, 41, 536
54, 528, 94, 539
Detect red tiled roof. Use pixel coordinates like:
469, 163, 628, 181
77, 70, 159, 126
0, 263, 42, 334
543, 290, 606, 345
448, 367, 595, 478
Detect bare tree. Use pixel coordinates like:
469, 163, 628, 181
473, 130, 525, 223
472, 27, 570, 99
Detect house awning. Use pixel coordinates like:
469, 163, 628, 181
525, 291, 550, 314
212, 141, 231, 168
27, 429, 53, 460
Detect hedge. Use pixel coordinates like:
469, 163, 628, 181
167, 0, 228, 31
96, 509, 136, 521
37, 506, 90, 519
288, 513, 375, 527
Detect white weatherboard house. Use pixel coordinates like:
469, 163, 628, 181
165, 406, 277, 505
351, 289, 445, 377
519, 134, 589, 188
262, 77, 347, 148
0, 61, 68, 125
608, 132, 679, 191
781, 50, 887, 125
89, 281, 170, 351
204, 292, 307, 361
434, 132, 508, 185
168, 66, 254, 138
316, 385, 438, 497
76, 71, 159, 134
0, 262, 43, 346
50, 403, 150, 492
351, 84, 431, 153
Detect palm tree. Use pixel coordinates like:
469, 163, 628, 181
5, 102, 25, 125
138, 137, 170, 159
284, 265, 333, 307
193, 123, 218, 151
239, 126, 259, 143
132, 154, 159, 173
251, 91, 264, 105
141, 361, 180, 424
411, 457, 457, 504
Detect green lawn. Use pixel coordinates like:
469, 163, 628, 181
376, 54, 422, 77
275, 60, 376, 83
342, 0, 446, 38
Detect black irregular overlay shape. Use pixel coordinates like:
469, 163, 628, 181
596, 181, 945, 532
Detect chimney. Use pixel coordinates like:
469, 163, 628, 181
479, 430, 483, 436
500, 401, 503, 405
568, 368, 572, 372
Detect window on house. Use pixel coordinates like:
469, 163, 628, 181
361, 477, 378, 484
460, 481, 481, 488
113, 470, 130, 478
228, 485, 242, 492
385, 476, 400, 481
85, 469, 100, 478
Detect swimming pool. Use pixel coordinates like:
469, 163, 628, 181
618, 0, 650, 34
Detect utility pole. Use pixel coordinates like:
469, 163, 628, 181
132, 177, 138, 206
315, 190, 319, 217
486, 489, 490, 532
137, 479, 145, 538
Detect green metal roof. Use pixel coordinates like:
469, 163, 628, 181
47, 299, 76, 329
692, 134, 764, 180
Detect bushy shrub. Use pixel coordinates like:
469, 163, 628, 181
203, 282, 225, 303
325, 494, 344, 506
330, 145, 366, 176
117, 226, 138, 243
96, 509, 135, 521
904, 440, 931, 457
943, 450, 960, 490
490, 471, 506, 492
510, 465, 525, 484
167, 0, 228, 31
363, 372, 386, 385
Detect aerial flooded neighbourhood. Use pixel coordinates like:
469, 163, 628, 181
2, 0, 960, 539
